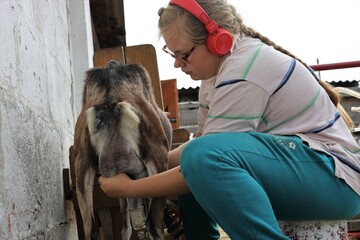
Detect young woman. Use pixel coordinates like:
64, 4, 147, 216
99, 0, 360, 239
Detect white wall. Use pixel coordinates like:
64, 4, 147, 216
0, 0, 92, 238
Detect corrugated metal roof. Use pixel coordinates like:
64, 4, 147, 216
178, 81, 360, 101
328, 80, 359, 87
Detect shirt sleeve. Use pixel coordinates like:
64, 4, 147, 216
197, 80, 213, 134
202, 80, 269, 134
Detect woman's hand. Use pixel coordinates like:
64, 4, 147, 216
98, 173, 132, 198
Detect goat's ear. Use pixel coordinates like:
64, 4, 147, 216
116, 102, 140, 125
84, 113, 99, 170
116, 102, 141, 155
85, 107, 96, 135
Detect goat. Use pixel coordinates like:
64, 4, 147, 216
73, 60, 172, 239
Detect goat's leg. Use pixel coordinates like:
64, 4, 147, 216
119, 198, 133, 240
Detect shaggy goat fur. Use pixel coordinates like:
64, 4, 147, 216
73, 60, 172, 239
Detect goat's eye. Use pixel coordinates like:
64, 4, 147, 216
94, 116, 104, 130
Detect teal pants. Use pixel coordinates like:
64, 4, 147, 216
178, 132, 360, 240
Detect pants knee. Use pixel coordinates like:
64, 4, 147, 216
180, 137, 217, 181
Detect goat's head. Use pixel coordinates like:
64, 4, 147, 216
80, 60, 171, 178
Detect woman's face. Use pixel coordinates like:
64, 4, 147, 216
163, 36, 222, 81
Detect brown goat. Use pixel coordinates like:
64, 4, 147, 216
73, 60, 172, 239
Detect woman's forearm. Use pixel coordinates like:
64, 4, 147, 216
99, 166, 191, 199
128, 166, 190, 198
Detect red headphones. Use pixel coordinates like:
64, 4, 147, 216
169, 0, 233, 55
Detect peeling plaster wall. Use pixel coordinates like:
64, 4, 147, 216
0, 0, 92, 239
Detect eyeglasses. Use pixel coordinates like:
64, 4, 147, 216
162, 45, 196, 62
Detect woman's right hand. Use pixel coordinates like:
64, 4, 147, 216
98, 173, 133, 198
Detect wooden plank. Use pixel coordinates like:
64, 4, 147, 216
126, 45, 164, 110
171, 129, 190, 149
161, 79, 179, 130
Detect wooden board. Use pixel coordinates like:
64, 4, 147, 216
161, 79, 179, 130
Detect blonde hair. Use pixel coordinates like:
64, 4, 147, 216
158, 0, 353, 129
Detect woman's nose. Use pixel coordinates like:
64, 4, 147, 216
174, 59, 185, 68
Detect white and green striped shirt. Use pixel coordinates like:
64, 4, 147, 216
198, 35, 360, 195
